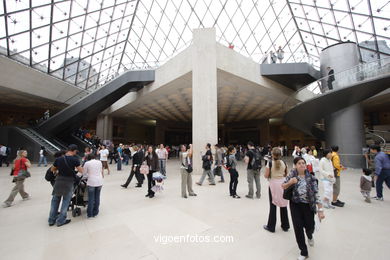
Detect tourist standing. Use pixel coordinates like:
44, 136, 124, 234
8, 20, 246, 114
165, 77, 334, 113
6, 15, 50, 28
370, 144, 390, 201
83, 154, 104, 218
197, 143, 215, 186
156, 144, 168, 176
3, 150, 31, 208
48, 145, 83, 226
244, 141, 261, 199
98, 145, 110, 175
277, 46, 284, 63
283, 157, 324, 260
179, 145, 196, 198
227, 145, 240, 198
144, 146, 159, 198
331, 146, 345, 207
263, 147, 289, 233
327, 67, 335, 90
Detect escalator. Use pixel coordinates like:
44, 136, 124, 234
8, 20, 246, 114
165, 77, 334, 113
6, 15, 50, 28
36, 70, 155, 137
284, 57, 390, 140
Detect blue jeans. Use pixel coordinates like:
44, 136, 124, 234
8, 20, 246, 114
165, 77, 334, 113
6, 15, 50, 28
159, 159, 166, 176
123, 155, 129, 165
117, 158, 122, 171
376, 169, 390, 198
38, 155, 47, 166
48, 190, 73, 226
87, 186, 102, 217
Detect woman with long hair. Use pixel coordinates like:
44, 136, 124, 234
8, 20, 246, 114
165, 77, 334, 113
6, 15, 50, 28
179, 144, 196, 198
3, 150, 31, 207
227, 145, 240, 198
263, 147, 289, 232
144, 145, 159, 198
282, 157, 325, 260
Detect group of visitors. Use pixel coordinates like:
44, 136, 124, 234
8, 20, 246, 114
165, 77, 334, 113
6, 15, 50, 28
262, 46, 285, 64
2, 140, 390, 259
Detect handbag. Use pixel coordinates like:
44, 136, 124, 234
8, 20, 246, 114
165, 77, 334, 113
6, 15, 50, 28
17, 159, 31, 178
283, 183, 295, 200
186, 165, 193, 173
140, 162, 149, 175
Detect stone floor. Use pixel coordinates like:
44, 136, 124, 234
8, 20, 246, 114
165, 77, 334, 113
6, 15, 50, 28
0, 159, 389, 260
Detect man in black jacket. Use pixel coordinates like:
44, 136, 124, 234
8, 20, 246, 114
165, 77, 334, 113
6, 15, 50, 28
121, 145, 144, 188
327, 66, 335, 90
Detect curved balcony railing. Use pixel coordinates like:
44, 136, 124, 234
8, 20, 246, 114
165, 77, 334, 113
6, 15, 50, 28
283, 57, 390, 112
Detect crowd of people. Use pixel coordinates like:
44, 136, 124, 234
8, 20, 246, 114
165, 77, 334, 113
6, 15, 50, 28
2, 141, 390, 259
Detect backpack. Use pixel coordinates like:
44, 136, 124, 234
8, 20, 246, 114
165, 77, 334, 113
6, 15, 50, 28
43, 149, 48, 156
225, 155, 231, 169
250, 149, 262, 170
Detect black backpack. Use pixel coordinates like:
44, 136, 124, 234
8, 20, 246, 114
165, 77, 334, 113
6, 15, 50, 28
250, 149, 262, 170
225, 155, 231, 169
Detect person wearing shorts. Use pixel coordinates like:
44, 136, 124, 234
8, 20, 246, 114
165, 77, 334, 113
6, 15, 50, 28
98, 145, 110, 175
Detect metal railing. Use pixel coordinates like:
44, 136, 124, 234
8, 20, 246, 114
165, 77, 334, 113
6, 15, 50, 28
283, 57, 390, 112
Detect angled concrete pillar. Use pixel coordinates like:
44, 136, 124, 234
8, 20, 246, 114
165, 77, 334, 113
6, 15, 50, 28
192, 28, 218, 174
96, 114, 113, 141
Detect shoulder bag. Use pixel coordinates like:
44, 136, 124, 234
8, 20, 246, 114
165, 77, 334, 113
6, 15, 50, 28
283, 183, 295, 200
140, 162, 150, 175
17, 159, 31, 178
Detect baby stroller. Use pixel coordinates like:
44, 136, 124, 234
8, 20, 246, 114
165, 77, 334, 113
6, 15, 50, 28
151, 172, 167, 193
69, 177, 88, 217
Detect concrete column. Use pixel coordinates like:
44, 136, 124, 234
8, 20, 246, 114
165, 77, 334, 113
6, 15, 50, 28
96, 114, 113, 141
192, 28, 218, 175
259, 119, 270, 147
321, 42, 364, 168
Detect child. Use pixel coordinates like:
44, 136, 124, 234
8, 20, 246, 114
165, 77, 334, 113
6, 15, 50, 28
319, 149, 336, 209
360, 168, 372, 203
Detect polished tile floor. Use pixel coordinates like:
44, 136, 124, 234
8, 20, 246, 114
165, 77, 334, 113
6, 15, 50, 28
0, 159, 389, 260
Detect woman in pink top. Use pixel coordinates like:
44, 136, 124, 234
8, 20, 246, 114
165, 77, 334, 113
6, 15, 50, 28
263, 147, 290, 232
83, 154, 104, 218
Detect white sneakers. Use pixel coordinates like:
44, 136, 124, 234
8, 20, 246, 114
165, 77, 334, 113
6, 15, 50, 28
297, 255, 308, 260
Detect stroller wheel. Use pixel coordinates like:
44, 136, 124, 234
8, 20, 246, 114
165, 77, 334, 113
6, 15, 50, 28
72, 209, 77, 217
76, 208, 81, 216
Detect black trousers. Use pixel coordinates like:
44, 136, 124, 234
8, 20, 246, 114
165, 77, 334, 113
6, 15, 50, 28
229, 169, 239, 196
266, 187, 289, 232
147, 170, 156, 196
290, 201, 315, 257
123, 166, 144, 187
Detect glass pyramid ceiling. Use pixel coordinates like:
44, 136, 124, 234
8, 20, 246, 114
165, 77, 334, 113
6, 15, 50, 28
0, 0, 389, 91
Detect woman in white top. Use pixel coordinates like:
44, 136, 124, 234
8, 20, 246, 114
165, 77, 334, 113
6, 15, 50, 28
319, 149, 335, 209
83, 154, 104, 218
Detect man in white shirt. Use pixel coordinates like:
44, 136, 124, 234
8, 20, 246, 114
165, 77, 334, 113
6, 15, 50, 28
98, 145, 110, 175
156, 144, 168, 176
0, 144, 7, 167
